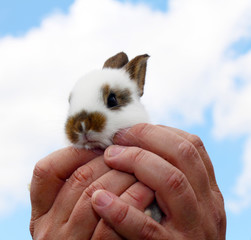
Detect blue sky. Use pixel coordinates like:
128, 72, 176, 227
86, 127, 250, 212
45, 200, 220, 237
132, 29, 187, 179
0, 0, 75, 36
0, 0, 251, 239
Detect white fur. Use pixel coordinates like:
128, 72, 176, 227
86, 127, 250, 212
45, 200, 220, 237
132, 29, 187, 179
67, 68, 149, 149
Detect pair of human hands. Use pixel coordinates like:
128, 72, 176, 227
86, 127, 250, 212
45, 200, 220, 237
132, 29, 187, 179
30, 124, 226, 239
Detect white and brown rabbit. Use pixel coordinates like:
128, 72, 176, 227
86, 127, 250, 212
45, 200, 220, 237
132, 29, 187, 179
65, 52, 149, 149
65, 52, 162, 222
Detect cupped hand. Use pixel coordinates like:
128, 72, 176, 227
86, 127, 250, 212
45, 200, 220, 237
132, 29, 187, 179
30, 146, 154, 239
92, 124, 226, 239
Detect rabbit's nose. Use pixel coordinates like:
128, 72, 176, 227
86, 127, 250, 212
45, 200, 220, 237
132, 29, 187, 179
81, 132, 88, 143
80, 122, 86, 132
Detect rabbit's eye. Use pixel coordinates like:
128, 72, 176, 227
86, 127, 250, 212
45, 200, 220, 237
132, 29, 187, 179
107, 93, 118, 108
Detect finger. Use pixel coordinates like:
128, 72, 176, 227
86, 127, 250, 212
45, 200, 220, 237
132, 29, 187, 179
158, 125, 218, 190
92, 182, 154, 239
92, 221, 122, 240
50, 155, 110, 222
66, 170, 136, 239
104, 146, 199, 226
92, 190, 169, 240
30, 146, 98, 220
114, 124, 211, 196
120, 181, 154, 211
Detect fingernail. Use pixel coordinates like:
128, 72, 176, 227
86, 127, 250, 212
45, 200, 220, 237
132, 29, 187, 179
93, 190, 113, 207
114, 127, 131, 143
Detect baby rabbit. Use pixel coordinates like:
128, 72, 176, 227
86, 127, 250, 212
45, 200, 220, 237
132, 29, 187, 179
65, 52, 162, 222
65, 52, 149, 149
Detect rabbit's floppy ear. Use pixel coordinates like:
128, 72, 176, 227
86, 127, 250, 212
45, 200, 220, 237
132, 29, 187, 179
103, 52, 129, 69
125, 54, 150, 97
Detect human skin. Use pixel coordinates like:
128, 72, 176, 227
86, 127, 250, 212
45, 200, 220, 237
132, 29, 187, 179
92, 124, 226, 239
29, 147, 154, 239
30, 124, 226, 239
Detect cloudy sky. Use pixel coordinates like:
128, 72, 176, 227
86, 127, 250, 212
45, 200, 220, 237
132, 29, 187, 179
0, 0, 251, 239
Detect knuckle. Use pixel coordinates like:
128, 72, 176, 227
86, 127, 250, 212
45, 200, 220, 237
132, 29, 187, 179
124, 186, 148, 207
34, 232, 50, 240
32, 161, 50, 183
65, 146, 82, 162
213, 197, 227, 233
68, 145, 81, 156
217, 190, 225, 204
111, 204, 129, 225
215, 210, 226, 232
133, 148, 148, 165
84, 180, 106, 199
189, 134, 205, 151
204, 206, 226, 239
29, 221, 34, 237
139, 216, 158, 240
178, 139, 198, 159
68, 165, 95, 189
31, 222, 54, 240
164, 169, 187, 194
92, 220, 121, 240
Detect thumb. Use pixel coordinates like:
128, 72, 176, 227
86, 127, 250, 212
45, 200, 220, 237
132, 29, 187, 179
91, 190, 168, 239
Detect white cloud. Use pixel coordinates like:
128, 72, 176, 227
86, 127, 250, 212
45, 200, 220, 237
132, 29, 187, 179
213, 51, 251, 138
0, 0, 251, 215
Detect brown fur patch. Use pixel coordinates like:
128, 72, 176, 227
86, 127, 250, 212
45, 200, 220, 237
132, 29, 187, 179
65, 110, 106, 143
125, 54, 149, 97
85, 112, 106, 132
102, 84, 132, 110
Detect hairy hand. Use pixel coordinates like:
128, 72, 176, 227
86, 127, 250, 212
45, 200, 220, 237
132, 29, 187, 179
91, 124, 226, 239
30, 146, 154, 239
